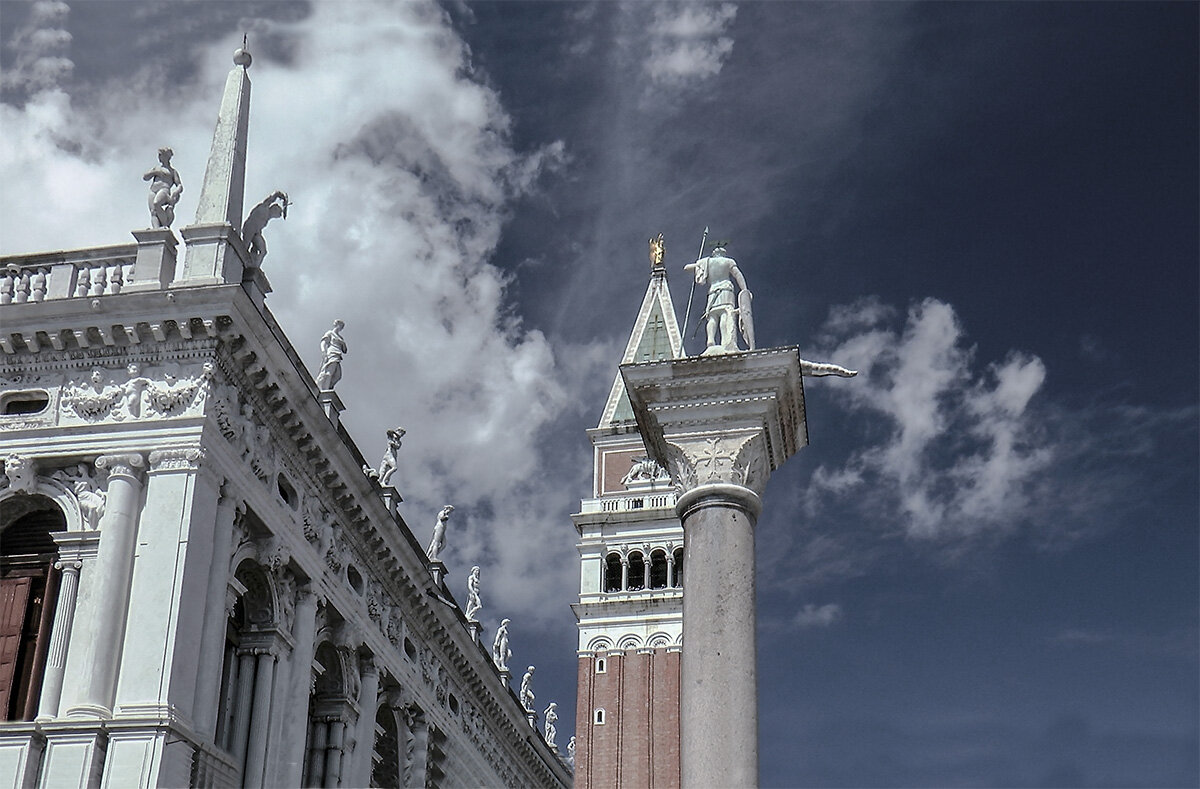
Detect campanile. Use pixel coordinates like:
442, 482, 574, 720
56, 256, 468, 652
571, 241, 684, 788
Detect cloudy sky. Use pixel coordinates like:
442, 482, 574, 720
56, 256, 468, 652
2, 1, 1196, 785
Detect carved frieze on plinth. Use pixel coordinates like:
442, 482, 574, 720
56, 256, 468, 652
621, 345, 807, 507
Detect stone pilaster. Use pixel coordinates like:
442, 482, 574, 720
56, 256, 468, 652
621, 347, 808, 789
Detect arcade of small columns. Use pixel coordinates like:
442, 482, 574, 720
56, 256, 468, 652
601, 545, 683, 593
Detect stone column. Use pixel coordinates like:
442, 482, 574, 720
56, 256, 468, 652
35, 560, 82, 719
242, 648, 278, 789
324, 719, 346, 787
280, 587, 318, 787
620, 555, 629, 591
194, 487, 239, 736
350, 655, 380, 788
622, 348, 809, 789
68, 452, 145, 718
230, 650, 257, 768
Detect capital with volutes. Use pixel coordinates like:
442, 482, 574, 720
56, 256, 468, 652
95, 452, 146, 482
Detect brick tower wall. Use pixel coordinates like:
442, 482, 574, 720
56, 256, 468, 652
573, 649, 680, 789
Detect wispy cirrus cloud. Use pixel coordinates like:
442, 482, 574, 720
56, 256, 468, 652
795, 602, 843, 628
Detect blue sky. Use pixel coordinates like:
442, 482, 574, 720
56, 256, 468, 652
2, 2, 1196, 786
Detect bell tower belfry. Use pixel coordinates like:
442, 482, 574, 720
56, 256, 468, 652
571, 237, 685, 788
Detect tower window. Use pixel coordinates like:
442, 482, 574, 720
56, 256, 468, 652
594, 708, 606, 725
627, 552, 645, 591
672, 547, 684, 588
595, 657, 606, 674
603, 553, 622, 593
650, 549, 668, 589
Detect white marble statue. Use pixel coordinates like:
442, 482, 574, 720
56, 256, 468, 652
377, 427, 404, 486
465, 565, 482, 620
621, 456, 666, 485
684, 245, 754, 355
52, 463, 106, 530
543, 702, 558, 747
316, 320, 347, 390
143, 147, 183, 229
492, 618, 511, 671
426, 505, 454, 562
567, 735, 576, 768
519, 666, 535, 712
242, 190, 288, 267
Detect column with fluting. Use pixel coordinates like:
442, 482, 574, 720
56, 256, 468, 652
350, 655, 380, 787
193, 487, 239, 736
281, 586, 318, 787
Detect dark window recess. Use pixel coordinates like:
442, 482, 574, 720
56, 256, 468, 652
404, 637, 417, 660
604, 553, 622, 593
627, 552, 645, 591
346, 565, 364, 595
1, 392, 49, 416
650, 550, 669, 589
276, 475, 297, 508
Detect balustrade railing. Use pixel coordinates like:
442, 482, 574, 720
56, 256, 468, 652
1, 247, 138, 305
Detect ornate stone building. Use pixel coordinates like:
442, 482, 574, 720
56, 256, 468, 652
0, 49, 569, 789
571, 252, 685, 788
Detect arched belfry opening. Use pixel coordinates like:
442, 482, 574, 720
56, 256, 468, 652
0, 493, 65, 721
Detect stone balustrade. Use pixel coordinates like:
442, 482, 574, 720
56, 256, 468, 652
581, 492, 676, 514
1, 245, 138, 304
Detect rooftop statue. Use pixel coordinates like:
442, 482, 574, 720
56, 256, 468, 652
684, 244, 754, 355
143, 147, 183, 229
520, 666, 536, 712
543, 702, 558, 747
426, 504, 454, 562
316, 320, 347, 390
567, 736, 576, 769
242, 190, 288, 267
492, 618, 511, 671
648, 232, 665, 269
377, 427, 404, 486
465, 565, 482, 620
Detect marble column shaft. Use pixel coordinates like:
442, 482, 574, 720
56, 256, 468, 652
677, 485, 761, 788
242, 649, 277, 789
351, 658, 380, 787
193, 489, 238, 736
36, 559, 82, 719
281, 588, 318, 787
71, 453, 144, 716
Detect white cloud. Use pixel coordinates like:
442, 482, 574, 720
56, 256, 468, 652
643, 3, 738, 87
0, 1, 596, 628
1, 0, 73, 97
806, 297, 1053, 541
795, 602, 842, 628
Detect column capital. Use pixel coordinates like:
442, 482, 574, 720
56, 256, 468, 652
54, 559, 84, 573
95, 452, 146, 481
621, 346, 808, 502
148, 445, 206, 472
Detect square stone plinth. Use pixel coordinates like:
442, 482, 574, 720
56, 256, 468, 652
620, 346, 808, 496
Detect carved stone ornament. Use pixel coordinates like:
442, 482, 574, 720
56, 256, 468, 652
621, 456, 669, 486
95, 452, 146, 480
50, 463, 107, 529
660, 432, 766, 497
2, 454, 37, 494
149, 446, 206, 472
211, 383, 276, 481
60, 361, 213, 424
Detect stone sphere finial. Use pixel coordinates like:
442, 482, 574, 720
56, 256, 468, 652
233, 47, 252, 68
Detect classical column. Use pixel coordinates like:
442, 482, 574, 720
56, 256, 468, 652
230, 650, 257, 769
280, 587, 318, 787
242, 648, 278, 788
306, 721, 327, 787
350, 656, 380, 788
68, 452, 145, 718
35, 560, 82, 719
408, 710, 429, 789
643, 550, 652, 589
193, 487, 239, 736
620, 555, 629, 591
622, 348, 809, 789
665, 550, 675, 588
324, 719, 346, 787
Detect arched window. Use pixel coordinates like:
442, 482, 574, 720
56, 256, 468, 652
627, 552, 645, 591
372, 705, 401, 789
649, 549, 668, 589
1, 495, 64, 722
603, 553, 622, 593
672, 547, 684, 588
594, 708, 606, 725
